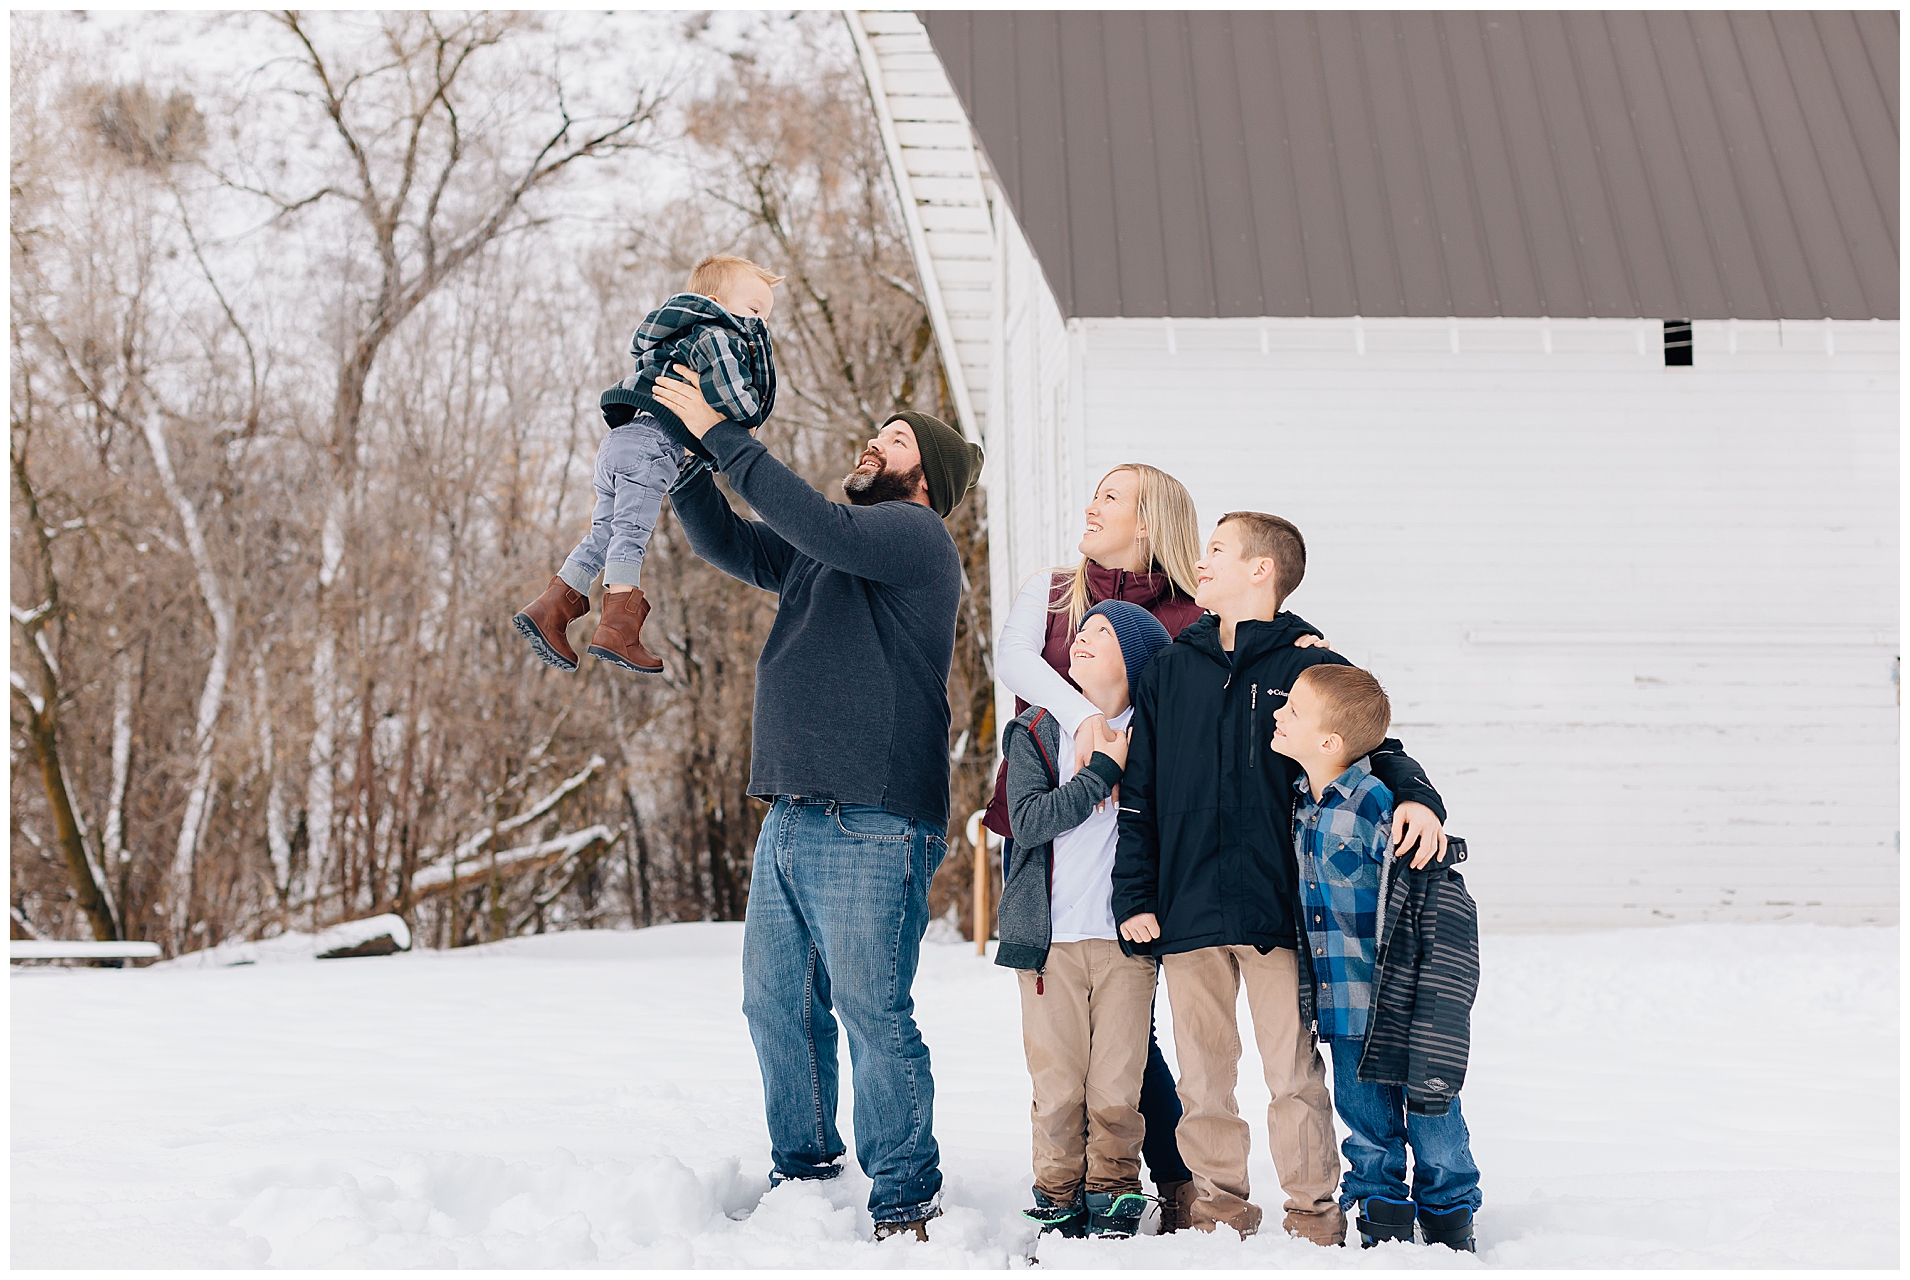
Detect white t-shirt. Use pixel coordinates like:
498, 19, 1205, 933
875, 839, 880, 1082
1048, 705, 1133, 942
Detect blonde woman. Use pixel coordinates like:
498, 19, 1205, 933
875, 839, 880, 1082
984, 463, 1325, 1232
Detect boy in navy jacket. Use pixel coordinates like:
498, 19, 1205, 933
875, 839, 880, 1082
1112, 512, 1449, 1246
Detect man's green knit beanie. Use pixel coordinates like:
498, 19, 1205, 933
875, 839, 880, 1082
887, 410, 983, 519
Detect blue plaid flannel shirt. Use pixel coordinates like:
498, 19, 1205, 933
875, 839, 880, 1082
1293, 760, 1394, 1042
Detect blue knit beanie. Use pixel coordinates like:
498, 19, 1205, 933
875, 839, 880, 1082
1080, 600, 1173, 697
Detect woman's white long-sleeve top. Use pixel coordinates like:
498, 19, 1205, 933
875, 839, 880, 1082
996, 571, 1101, 736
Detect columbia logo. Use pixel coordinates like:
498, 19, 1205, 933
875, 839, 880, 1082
1424, 1077, 1450, 1091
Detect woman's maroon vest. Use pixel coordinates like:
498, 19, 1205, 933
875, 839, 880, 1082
982, 562, 1204, 837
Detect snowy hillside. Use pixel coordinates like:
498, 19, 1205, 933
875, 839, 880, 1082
10, 922, 1897, 1268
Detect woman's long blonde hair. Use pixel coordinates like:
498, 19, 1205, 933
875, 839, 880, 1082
1053, 463, 1203, 630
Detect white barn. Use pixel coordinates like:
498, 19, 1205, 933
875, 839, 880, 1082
849, 9, 1900, 929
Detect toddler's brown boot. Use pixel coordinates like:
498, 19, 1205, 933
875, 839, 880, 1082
512, 576, 590, 672
587, 588, 664, 674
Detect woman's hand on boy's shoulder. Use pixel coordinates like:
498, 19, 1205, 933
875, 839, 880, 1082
1293, 633, 1331, 649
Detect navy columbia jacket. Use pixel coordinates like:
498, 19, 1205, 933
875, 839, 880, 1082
1110, 612, 1446, 955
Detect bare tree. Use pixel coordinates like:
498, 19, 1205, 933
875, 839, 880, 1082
227, 12, 668, 905
8, 436, 119, 941
9, 11, 991, 951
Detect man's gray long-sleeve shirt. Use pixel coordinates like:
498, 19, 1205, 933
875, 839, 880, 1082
671, 422, 963, 832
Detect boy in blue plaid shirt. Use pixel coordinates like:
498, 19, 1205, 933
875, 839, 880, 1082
513, 254, 780, 677
1271, 664, 1482, 1252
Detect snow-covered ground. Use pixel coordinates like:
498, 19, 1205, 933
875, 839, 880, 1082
11, 922, 1898, 1268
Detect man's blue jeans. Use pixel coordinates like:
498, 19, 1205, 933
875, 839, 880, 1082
741, 798, 947, 1224
1328, 1039, 1483, 1212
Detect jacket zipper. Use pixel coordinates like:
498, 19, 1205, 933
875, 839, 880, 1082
1358, 854, 1404, 1077
1040, 854, 1051, 995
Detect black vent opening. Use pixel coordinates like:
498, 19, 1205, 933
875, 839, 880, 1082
1664, 320, 1693, 366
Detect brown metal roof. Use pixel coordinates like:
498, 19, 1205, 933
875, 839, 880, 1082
921, 11, 1899, 320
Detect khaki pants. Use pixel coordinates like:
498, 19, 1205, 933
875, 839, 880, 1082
1017, 938, 1158, 1201
1162, 945, 1343, 1241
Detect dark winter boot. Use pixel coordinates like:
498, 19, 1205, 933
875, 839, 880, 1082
1155, 1179, 1195, 1234
1086, 1190, 1148, 1238
512, 576, 590, 672
1021, 1187, 1087, 1238
1356, 1196, 1418, 1247
586, 588, 664, 674
1417, 1204, 1476, 1253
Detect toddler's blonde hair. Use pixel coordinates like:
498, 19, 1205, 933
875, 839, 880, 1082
687, 254, 785, 300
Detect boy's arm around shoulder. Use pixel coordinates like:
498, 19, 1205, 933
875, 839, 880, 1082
1367, 735, 1445, 823
1110, 663, 1163, 927
1005, 714, 1120, 848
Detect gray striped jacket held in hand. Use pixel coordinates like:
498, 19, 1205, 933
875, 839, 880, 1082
1349, 843, 1480, 1116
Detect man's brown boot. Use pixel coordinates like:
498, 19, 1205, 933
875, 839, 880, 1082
1156, 1180, 1196, 1234
512, 576, 590, 672
587, 587, 664, 674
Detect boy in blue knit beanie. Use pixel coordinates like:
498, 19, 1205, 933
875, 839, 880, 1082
996, 599, 1173, 1240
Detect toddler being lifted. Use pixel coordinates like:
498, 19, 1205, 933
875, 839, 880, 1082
513, 254, 781, 675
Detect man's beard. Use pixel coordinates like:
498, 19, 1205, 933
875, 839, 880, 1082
843, 455, 926, 507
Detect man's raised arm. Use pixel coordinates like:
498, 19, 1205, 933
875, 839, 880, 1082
670, 461, 796, 594
702, 423, 944, 587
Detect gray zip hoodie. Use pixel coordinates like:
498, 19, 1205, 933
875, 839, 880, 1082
994, 707, 1128, 972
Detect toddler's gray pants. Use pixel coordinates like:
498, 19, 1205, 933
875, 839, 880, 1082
559, 413, 682, 593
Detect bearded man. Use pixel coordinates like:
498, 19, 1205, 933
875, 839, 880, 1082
650, 366, 984, 1242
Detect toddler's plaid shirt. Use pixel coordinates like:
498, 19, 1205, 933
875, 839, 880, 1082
1292, 760, 1394, 1042
631, 294, 776, 428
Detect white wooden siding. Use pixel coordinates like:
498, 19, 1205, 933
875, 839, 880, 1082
1075, 315, 1898, 927
980, 191, 1079, 724
859, 10, 1899, 927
